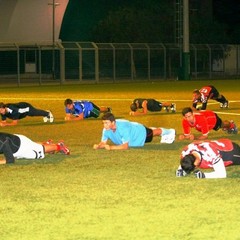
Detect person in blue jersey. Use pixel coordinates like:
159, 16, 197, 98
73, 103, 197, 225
0, 102, 54, 126
64, 98, 111, 121
93, 113, 176, 150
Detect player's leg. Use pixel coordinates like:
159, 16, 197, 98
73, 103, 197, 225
221, 120, 238, 134
148, 127, 175, 143
210, 87, 228, 108
27, 103, 54, 122
89, 103, 111, 118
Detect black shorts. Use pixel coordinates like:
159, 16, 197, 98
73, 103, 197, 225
213, 113, 222, 131
208, 85, 220, 99
89, 103, 100, 118
145, 127, 153, 143
220, 142, 240, 165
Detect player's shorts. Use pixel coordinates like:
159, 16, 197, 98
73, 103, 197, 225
145, 127, 153, 143
13, 134, 45, 159
89, 103, 100, 118
213, 113, 222, 131
147, 100, 163, 111
208, 85, 220, 99
220, 142, 240, 165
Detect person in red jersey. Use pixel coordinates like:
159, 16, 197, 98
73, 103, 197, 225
176, 138, 240, 179
192, 85, 228, 110
179, 107, 237, 140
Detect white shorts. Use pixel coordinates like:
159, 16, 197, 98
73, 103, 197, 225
13, 134, 45, 159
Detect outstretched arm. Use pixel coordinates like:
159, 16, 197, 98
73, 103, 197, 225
0, 120, 18, 127
129, 100, 148, 116
65, 113, 84, 121
93, 141, 129, 150
1, 138, 15, 164
93, 140, 108, 150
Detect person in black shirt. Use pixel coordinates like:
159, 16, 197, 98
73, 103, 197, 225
0, 102, 54, 126
129, 98, 176, 116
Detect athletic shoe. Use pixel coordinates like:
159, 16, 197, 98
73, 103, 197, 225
57, 141, 70, 155
170, 103, 176, 113
220, 101, 229, 108
48, 111, 54, 123
43, 111, 54, 123
160, 129, 176, 144
227, 121, 238, 134
43, 116, 48, 123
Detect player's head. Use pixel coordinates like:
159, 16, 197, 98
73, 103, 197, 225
180, 154, 196, 173
193, 89, 201, 101
0, 102, 7, 114
130, 103, 138, 112
182, 107, 193, 116
102, 112, 115, 122
182, 107, 194, 123
64, 99, 73, 106
102, 113, 116, 130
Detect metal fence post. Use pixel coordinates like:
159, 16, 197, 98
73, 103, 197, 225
92, 42, 99, 83
59, 44, 65, 84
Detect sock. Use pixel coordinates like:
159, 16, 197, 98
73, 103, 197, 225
56, 144, 61, 151
161, 128, 173, 136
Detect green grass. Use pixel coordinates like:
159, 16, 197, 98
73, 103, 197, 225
0, 80, 240, 240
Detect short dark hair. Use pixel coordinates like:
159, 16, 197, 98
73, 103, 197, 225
182, 107, 193, 116
64, 99, 73, 106
193, 89, 200, 94
0, 102, 6, 108
130, 103, 137, 112
180, 154, 196, 174
102, 112, 115, 122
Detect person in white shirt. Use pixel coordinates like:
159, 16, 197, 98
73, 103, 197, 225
176, 138, 240, 179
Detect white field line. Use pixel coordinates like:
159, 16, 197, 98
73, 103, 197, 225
1, 98, 239, 103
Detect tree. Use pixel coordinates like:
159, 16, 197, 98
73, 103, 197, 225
91, 3, 174, 43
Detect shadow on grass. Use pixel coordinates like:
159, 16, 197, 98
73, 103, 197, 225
142, 141, 187, 150
13, 154, 68, 165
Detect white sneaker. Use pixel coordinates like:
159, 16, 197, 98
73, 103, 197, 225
43, 111, 54, 123
170, 103, 176, 113
48, 111, 54, 123
43, 116, 48, 123
160, 129, 176, 144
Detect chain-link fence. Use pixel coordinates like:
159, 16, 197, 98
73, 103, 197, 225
0, 42, 239, 86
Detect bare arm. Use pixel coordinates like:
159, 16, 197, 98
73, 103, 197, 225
65, 113, 84, 121
129, 100, 148, 116
0, 120, 18, 127
93, 140, 108, 150
179, 134, 195, 140
93, 142, 129, 150
0, 158, 7, 164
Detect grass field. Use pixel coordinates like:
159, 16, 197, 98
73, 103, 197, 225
0, 80, 240, 240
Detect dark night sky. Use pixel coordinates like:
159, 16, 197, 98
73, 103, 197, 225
60, 0, 240, 43
213, 0, 240, 25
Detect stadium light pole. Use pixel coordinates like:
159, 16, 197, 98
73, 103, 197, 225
48, 0, 60, 79
179, 0, 190, 80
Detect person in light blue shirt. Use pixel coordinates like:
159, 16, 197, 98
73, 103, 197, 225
64, 98, 111, 121
93, 113, 175, 150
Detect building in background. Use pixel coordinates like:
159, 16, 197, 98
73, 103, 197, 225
0, 0, 68, 42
